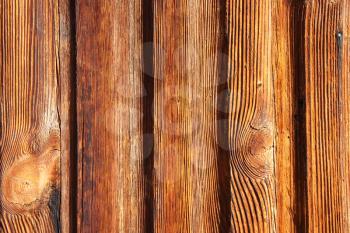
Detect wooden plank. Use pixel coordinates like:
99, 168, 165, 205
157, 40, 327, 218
226, 0, 276, 232
0, 0, 60, 232
185, 2, 222, 232
303, 0, 347, 232
272, 1, 297, 232
59, 0, 77, 232
341, 2, 350, 231
153, 1, 222, 232
76, 0, 145, 232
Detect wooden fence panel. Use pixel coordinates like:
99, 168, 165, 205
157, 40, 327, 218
1, 0, 350, 233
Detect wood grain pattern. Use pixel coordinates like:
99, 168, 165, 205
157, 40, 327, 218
226, 0, 276, 232
273, 1, 296, 232
76, 0, 145, 232
0, 0, 60, 232
59, 0, 76, 232
1, 0, 350, 232
303, 1, 347, 232
153, 1, 222, 232
341, 2, 350, 231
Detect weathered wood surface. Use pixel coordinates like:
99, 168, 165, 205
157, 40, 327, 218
59, 0, 76, 232
226, 0, 276, 232
273, 1, 296, 232
273, 1, 350, 233
152, 1, 222, 232
303, 1, 349, 232
1, 0, 350, 232
76, 0, 145, 232
342, 2, 350, 232
0, 0, 60, 232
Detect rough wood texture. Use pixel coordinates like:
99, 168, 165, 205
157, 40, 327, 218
59, 0, 76, 232
0, 0, 60, 232
273, 1, 296, 232
76, 0, 145, 232
303, 1, 349, 232
342, 2, 350, 231
226, 0, 276, 232
2, 0, 350, 232
153, 1, 221, 232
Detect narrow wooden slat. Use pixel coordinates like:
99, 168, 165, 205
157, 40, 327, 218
272, 0, 297, 232
0, 0, 60, 232
186, 1, 221, 232
59, 0, 76, 232
153, 1, 222, 232
226, 0, 276, 232
76, 0, 145, 232
303, 0, 347, 232
341, 2, 350, 231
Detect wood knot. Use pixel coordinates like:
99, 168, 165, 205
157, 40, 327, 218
248, 127, 274, 156
1, 131, 60, 213
233, 126, 274, 180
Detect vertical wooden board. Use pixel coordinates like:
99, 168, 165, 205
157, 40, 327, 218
303, 0, 346, 232
341, 1, 350, 231
186, 1, 222, 232
59, 0, 76, 232
153, 1, 222, 232
0, 0, 60, 232
226, 0, 276, 232
153, 3, 191, 230
272, 0, 297, 232
76, 0, 144, 232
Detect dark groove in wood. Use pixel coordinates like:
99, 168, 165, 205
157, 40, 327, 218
216, 0, 232, 232
291, 3, 308, 233
59, 0, 77, 232
59, 0, 78, 233
142, 0, 154, 233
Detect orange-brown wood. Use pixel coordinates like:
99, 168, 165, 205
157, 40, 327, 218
303, 1, 347, 232
226, 0, 276, 232
152, 1, 222, 232
76, 0, 145, 232
1, 1, 349, 232
273, 0, 297, 232
0, 0, 60, 232
341, 2, 350, 231
59, 0, 77, 232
